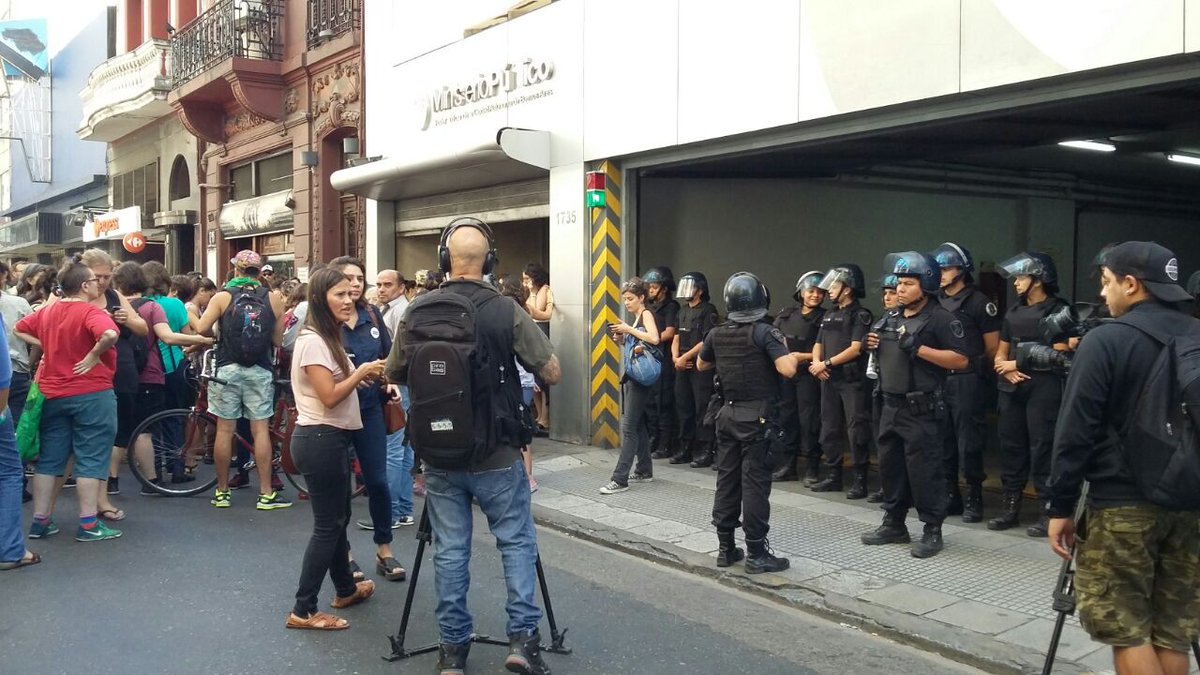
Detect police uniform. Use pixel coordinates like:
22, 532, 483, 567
648, 296, 680, 456
774, 304, 825, 477
700, 320, 789, 548
675, 299, 719, 464
815, 301, 874, 481
874, 299, 967, 531
937, 286, 1000, 498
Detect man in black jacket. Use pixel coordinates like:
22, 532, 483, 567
1047, 241, 1200, 675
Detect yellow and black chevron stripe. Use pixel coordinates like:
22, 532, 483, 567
589, 160, 621, 448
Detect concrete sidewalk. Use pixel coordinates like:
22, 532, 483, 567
525, 439, 1191, 675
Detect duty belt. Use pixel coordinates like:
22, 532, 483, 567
947, 357, 987, 376
880, 390, 942, 415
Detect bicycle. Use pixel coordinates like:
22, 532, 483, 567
127, 349, 366, 498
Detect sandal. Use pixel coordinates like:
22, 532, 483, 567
286, 611, 349, 631
99, 508, 126, 521
0, 550, 41, 570
349, 559, 365, 582
376, 554, 407, 582
331, 580, 375, 609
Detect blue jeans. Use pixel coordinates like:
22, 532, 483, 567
352, 403, 392, 544
425, 460, 541, 645
387, 385, 413, 520
0, 415, 23, 562
38, 390, 118, 479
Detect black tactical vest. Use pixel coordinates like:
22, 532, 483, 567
877, 308, 935, 395
1005, 297, 1065, 347
712, 322, 777, 401
677, 301, 717, 352
938, 288, 984, 359
775, 306, 824, 352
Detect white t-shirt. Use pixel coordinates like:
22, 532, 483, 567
292, 329, 362, 430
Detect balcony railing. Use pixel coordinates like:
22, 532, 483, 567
307, 0, 360, 49
171, 0, 284, 88
78, 39, 171, 140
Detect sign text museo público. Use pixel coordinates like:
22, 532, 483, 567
419, 58, 554, 130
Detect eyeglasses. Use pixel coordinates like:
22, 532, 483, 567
82, 278, 99, 286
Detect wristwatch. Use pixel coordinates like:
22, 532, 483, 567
823, 359, 833, 368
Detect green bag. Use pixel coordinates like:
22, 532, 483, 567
16, 380, 43, 462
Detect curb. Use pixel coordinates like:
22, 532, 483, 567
532, 504, 1093, 675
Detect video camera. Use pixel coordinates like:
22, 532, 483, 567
1014, 302, 1111, 376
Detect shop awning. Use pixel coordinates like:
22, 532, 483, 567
218, 189, 294, 238
330, 127, 550, 201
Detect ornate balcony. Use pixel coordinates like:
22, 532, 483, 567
77, 39, 172, 142
168, 0, 286, 144
307, 0, 360, 49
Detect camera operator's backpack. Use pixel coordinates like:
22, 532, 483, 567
221, 285, 274, 366
1118, 315, 1200, 509
403, 286, 528, 469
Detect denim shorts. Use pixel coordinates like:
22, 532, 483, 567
37, 390, 118, 480
208, 363, 274, 421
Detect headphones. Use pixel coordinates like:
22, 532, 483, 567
437, 216, 498, 275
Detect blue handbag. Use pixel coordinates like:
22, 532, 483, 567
622, 338, 662, 386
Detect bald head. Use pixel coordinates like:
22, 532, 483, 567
375, 269, 402, 303
447, 225, 488, 278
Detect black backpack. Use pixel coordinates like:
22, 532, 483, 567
108, 289, 149, 374
1118, 315, 1200, 510
403, 286, 528, 470
221, 286, 274, 367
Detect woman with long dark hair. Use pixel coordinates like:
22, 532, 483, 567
287, 268, 386, 630
327, 256, 407, 582
523, 263, 553, 433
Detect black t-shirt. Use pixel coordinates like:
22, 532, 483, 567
817, 301, 872, 375
699, 321, 791, 363
650, 298, 680, 363
676, 301, 719, 353
106, 288, 139, 394
937, 286, 1000, 360
892, 299, 968, 392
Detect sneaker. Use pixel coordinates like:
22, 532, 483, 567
228, 472, 250, 489
437, 643, 470, 675
107, 477, 120, 495
505, 631, 551, 675
256, 491, 293, 511
29, 519, 59, 539
211, 489, 232, 508
396, 516, 415, 527
356, 518, 405, 530
598, 480, 629, 495
140, 479, 164, 496
75, 521, 122, 542
63, 477, 76, 489
629, 472, 653, 483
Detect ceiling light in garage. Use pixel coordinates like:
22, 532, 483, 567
1165, 153, 1200, 167
1058, 140, 1116, 152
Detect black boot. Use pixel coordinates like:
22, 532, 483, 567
505, 630, 551, 675
911, 523, 944, 558
669, 440, 693, 465
650, 445, 671, 460
716, 530, 744, 568
946, 486, 964, 516
744, 538, 789, 574
801, 456, 822, 486
437, 643, 471, 675
846, 466, 868, 500
689, 444, 714, 468
1026, 514, 1049, 538
861, 515, 910, 545
962, 483, 983, 523
866, 489, 884, 503
772, 457, 799, 481
987, 491, 1022, 531
810, 464, 842, 492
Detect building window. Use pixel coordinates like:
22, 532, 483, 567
229, 151, 292, 201
112, 160, 159, 227
168, 155, 190, 201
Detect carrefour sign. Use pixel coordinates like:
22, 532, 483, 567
417, 58, 555, 130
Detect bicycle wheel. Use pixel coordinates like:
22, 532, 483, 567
127, 408, 220, 497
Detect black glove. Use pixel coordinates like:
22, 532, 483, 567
898, 331, 923, 358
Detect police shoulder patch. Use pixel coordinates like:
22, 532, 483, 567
985, 302, 998, 317
949, 320, 965, 339
857, 310, 871, 325
768, 327, 787, 345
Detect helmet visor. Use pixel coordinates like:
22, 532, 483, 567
997, 253, 1045, 279
675, 277, 698, 300
817, 268, 850, 292
932, 243, 966, 269
795, 271, 824, 295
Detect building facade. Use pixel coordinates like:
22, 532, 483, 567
338, 0, 1200, 447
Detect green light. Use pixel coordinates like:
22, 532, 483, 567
586, 190, 606, 208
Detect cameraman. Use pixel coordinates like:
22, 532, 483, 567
1046, 242, 1200, 675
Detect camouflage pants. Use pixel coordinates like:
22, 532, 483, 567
1075, 505, 1200, 651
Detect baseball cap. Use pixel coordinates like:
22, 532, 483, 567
1098, 241, 1192, 303
230, 249, 263, 270
261, 264, 274, 273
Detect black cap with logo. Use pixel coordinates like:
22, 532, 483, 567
1098, 241, 1192, 303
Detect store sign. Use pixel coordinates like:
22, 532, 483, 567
418, 58, 555, 130
83, 205, 141, 242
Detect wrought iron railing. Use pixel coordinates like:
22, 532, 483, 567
171, 0, 284, 88
307, 0, 360, 49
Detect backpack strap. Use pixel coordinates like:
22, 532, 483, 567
1117, 311, 1173, 346
364, 304, 387, 359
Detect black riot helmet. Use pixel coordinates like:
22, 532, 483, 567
642, 266, 675, 296
884, 251, 941, 295
931, 242, 975, 285
878, 274, 899, 291
998, 251, 1059, 294
792, 270, 824, 301
817, 263, 866, 299
675, 271, 709, 302
723, 271, 770, 323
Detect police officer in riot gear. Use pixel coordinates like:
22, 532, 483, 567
932, 242, 1001, 523
862, 252, 968, 558
671, 272, 720, 467
990, 252, 1069, 536
643, 267, 680, 460
698, 272, 799, 574
772, 271, 826, 483
809, 264, 874, 499
866, 274, 901, 504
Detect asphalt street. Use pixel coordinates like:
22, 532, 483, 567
2, 472, 988, 675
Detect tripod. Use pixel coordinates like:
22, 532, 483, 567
383, 502, 572, 662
